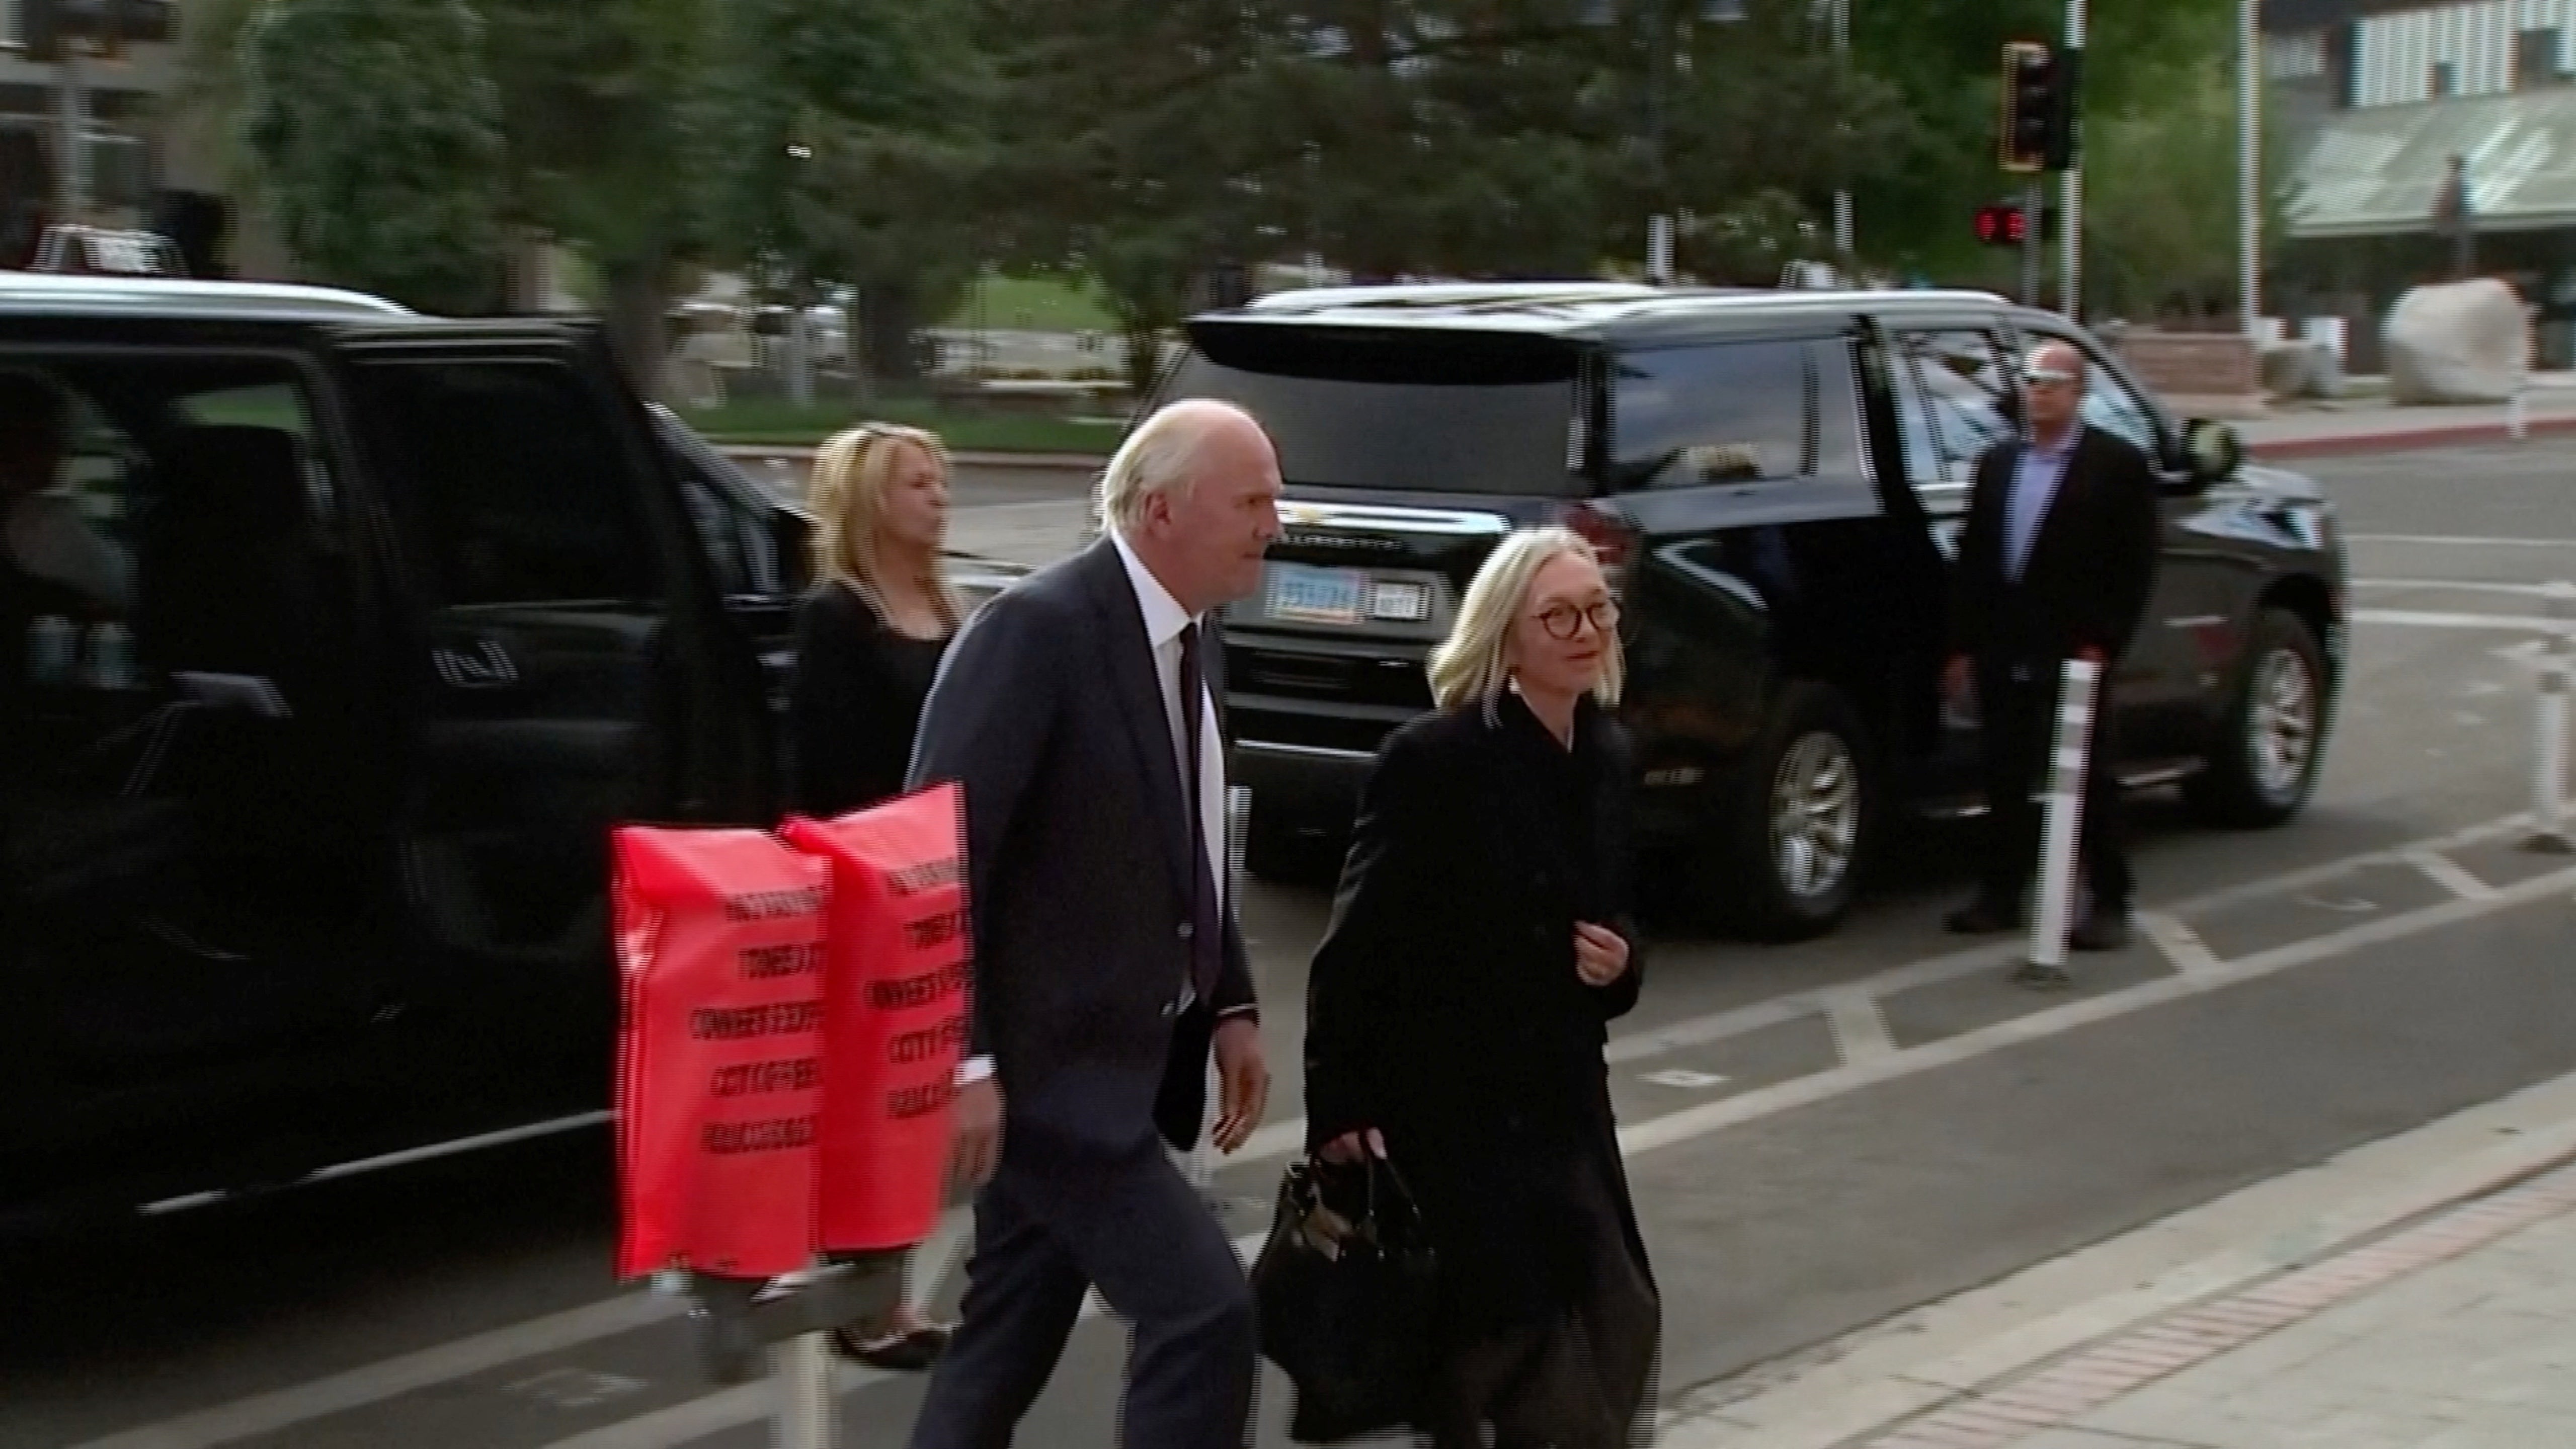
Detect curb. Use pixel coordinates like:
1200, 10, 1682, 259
717, 445, 1107, 471
1658, 1068, 2576, 1449
1849, 1158, 2576, 1449
2248, 413, 2576, 461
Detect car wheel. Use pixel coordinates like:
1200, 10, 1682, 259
2186, 607, 2328, 829
1709, 681, 1874, 940
1243, 802, 1343, 888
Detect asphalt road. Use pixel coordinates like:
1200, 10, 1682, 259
13, 440, 2576, 1449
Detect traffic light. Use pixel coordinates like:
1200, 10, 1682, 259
1975, 203, 2029, 248
1999, 42, 2080, 174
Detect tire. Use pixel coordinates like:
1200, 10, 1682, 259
2186, 607, 2328, 830
1705, 680, 1875, 940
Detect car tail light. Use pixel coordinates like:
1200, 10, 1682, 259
1558, 501, 1639, 595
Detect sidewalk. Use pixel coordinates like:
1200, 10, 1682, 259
1851, 1166, 2576, 1448
2244, 383, 2576, 461
1660, 1071, 2576, 1449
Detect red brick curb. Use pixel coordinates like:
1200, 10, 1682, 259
1854, 1162, 2576, 1449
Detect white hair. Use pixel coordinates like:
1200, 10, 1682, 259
1428, 527, 1625, 710
1096, 398, 1262, 532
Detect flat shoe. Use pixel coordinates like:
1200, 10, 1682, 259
834, 1321, 951, 1372
2010, 961, 2073, 991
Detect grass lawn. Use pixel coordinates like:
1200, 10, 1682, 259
677, 395, 1122, 453
942, 274, 1118, 334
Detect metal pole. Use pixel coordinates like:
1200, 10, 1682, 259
2238, 0, 2262, 338
1646, 0, 1672, 284
2024, 658, 2102, 979
2526, 583, 2576, 853
52, 43, 89, 223
1832, 0, 1854, 260
2060, 0, 2086, 320
773, 1328, 835, 1449
2021, 180, 2044, 308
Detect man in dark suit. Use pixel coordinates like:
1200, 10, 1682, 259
1945, 340, 2161, 980
905, 397, 1281, 1448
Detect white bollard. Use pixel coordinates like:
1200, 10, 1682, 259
2025, 659, 2104, 976
2510, 387, 2530, 443
2526, 582, 2576, 853
773, 1327, 835, 1449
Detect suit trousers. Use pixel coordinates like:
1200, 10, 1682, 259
1975, 659, 2133, 913
906, 1086, 1255, 1449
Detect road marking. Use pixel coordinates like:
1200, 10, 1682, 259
63, 1292, 682, 1449
1618, 858, 2576, 1158
2346, 534, 2576, 548
90, 806, 2565, 1449
2350, 609, 2567, 632
1824, 989, 1900, 1064
2354, 578, 2564, 596
1644, 1069, 1733, 1090
2405, 849, 2501, 903
2136, 912, 2222, 978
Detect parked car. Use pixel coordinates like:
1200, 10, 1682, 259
1167, 283, 2348, 935
0, 273, 826, 1226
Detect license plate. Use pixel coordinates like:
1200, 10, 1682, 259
1369, 581, 1431, 622
1269, 564, 1366, 625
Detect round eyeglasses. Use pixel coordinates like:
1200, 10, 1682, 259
1534, 600, 1619, 640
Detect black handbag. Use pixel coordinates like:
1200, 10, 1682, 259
1251, 1153, 1440, 1443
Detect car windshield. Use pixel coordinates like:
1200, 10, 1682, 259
1164, 326, 1585, 497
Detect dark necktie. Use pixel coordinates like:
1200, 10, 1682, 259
1175, 622, 1224, 1004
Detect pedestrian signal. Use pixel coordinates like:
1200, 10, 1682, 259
1975, 204, 2029, 248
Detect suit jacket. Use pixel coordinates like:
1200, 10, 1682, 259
907, 537, 1256, 1154
1951, 424, 2162, 666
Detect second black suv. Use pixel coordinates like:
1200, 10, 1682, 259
1166, 283, 2348, 936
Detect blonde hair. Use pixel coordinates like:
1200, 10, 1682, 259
1096, 398, 1260, 533
1428, 527, 1625, 710
809, 424, 960, 630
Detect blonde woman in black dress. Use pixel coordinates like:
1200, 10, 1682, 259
789, 422, 963, 1369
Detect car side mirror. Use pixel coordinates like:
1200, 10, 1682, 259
2181, 418, 2244, 487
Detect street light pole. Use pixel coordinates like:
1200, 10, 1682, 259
1647, 0, 1674, 283
2059, 0, 2086, 319
2238, 0, 2262, 337
52, 40, 89, 223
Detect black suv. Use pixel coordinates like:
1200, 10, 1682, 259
1, 274, 830, 1224
1166, 284, 2348, 935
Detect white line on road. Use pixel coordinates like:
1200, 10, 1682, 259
2136, 911, 2223, 978
2354, 578, 2564, 597
1823, 989, 1900, 1064
65, 1292, 681, 1449
2405, 849, 2502, 903
2346, 534, 2576, 548
87, 809, 2565, 1449
2351, 609, 2568, 632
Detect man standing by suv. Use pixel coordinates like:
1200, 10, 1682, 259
1944, 341, 2160, 982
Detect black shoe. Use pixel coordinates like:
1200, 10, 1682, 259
2010, 960, 2074, 990
833, 1320, 952, 1372
2070, 907, 2132, 953
1946, 899, 2023, 935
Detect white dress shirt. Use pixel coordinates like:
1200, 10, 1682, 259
1111, 532, 1243, 1020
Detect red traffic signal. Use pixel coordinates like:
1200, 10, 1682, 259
1975, 203, 2029, 248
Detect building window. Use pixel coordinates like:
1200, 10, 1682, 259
2518, 28, 2566, 88
2431, 60, 2459, 97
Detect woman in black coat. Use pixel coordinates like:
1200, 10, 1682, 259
787, 421, 962, 1369
1305, 527, 1659, 1449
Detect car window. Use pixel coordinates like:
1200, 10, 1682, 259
2027, 331, 2163, 459
1612, 339, 1814, 491
1891, 330, 2017, 490
350, 359, 661, 607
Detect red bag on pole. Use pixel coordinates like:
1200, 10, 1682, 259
612, 826, 829, 1281
781, 782, 972, 1253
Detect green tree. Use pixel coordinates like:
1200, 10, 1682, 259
236, 0, 512, 313
2085, 52, 2298, 323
